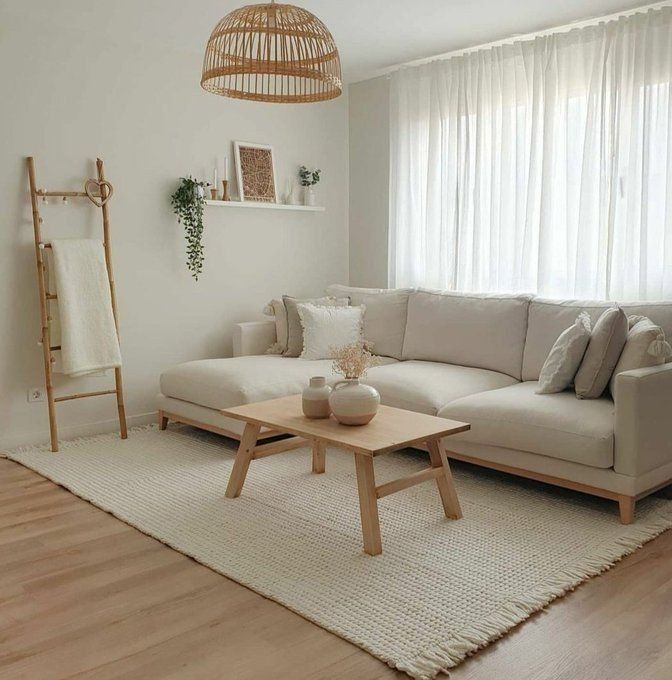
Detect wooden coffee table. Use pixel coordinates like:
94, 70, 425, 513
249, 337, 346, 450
221, 395, 470, 555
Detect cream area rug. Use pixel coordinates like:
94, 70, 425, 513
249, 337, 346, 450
4, 426, 672, 679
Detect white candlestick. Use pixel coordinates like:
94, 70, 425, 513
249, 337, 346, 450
223, 156, 229, 181
213, 166, 218, 187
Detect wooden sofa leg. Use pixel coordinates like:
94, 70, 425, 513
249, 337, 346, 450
159, 411, 168, 431
618, 495, 636, 525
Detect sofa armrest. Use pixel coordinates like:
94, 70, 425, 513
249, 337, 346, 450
233, 321, 277, 357
614, 363, 672, 477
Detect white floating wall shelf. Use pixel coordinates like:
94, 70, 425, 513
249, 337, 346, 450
206, 200, 325, 212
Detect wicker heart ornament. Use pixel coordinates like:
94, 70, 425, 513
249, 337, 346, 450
84, 179, 114, 207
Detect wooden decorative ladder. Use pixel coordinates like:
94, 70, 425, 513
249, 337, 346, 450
26, 156, 128, 452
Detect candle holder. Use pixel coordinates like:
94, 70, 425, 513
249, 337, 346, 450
222, 180, 230, 201
210, 188, 219, 200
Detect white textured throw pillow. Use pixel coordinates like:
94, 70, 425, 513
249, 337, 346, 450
283, 295, 349, 357
297, 303, 364, 360
536, 312, 592, 394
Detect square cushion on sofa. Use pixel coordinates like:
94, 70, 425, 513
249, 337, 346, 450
536, 312, 591, 394
522, 299, 672, 381
326, 284, 412, 359
609, 317, 669, 398
437, 382, 615, 468
283, 295, 349, 357
297, 303, 365, 360
160, 355, 398, 410
364, 360, 518, 415
574, 306, 628, 399
402, 290, 531, 379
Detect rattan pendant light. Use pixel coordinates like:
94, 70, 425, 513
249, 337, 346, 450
201, 1, 342, 103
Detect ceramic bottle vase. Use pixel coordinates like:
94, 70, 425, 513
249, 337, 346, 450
302, 376, 332, 419
328, 379, 380, 425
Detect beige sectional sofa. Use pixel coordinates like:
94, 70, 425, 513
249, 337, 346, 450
158, 288, 672, 524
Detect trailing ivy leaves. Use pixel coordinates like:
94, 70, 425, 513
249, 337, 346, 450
171, 176, 208, 280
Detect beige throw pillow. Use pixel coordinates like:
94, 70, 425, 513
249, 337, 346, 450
609, 317, 672, 398
574, 306, 628, 399
536, 313, 592, 394
324, 285, 414, 359
282, 295, 349, 357
263, 299, 288, 354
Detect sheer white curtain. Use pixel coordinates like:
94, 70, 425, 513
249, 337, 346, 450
389, 8, 672, 300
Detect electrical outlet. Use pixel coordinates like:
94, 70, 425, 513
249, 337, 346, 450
28, 387, 45, 403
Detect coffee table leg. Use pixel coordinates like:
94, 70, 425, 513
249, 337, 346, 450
225, 423, 261, 498
427, 438, 462, 519
354, 453, 382, 555
312, 441, 326, 474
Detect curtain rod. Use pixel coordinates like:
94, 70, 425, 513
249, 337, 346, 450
368, 0, 672, 82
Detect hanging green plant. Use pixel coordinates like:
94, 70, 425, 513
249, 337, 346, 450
171, 176, 209, 280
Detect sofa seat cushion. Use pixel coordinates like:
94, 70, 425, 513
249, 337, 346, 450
437, 382, 614, 468
161, 355, 398, 410
363, 360, 518, 415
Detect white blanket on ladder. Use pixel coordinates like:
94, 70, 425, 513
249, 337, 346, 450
50, 239, 122, 377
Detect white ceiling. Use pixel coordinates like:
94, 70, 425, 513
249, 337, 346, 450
13, 0, 654, 83
307, 0, 650, 82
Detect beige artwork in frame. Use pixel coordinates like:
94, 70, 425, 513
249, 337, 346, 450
233, 141, 278, 203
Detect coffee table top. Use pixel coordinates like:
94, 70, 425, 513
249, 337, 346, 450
221, 394, 470, 456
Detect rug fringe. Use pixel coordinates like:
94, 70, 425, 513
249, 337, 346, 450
402, 506, 672, 679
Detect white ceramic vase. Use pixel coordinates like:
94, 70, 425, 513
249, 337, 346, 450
328, 379, 380, 426
303, 186, 316, 206
302, 376, 332, 419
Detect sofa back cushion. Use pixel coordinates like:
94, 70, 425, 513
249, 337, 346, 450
326, 284, 412, 359
522, 298, 672, 381
402, 290, 531, 379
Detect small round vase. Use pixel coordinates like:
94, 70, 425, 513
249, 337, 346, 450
302, 376, 332, 419
329, 379, 380, 426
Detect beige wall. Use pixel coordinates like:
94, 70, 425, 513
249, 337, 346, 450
0, 1, 349, 447
348, 77, 390, 288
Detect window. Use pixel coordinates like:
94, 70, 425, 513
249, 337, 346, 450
389, 8, 672, 300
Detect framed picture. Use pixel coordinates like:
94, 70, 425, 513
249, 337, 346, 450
233, 141, 278, 203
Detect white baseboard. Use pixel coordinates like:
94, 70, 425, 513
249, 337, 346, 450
0, 411, 158, 451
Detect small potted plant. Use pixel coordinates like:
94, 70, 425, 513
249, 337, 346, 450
171, 176, 209, 280
328, 341, 382, 425
298, 165, 321, 206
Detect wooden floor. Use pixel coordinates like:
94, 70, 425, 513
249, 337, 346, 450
1, 457, 672, 680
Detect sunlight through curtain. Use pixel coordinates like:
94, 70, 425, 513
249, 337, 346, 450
389, 8, 672, 300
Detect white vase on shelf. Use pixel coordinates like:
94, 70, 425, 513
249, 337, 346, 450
282, 179, 294, 205
303, 186, 316, 206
